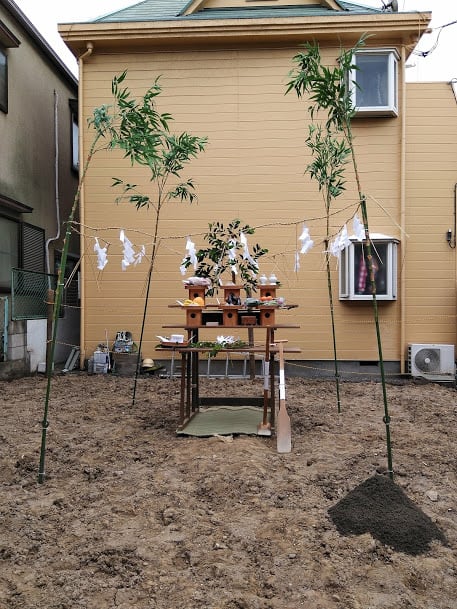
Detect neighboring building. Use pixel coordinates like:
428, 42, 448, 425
59, 0, 457, 378
0, 0, 79, 378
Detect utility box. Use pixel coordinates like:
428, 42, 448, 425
93, 350, 109, 374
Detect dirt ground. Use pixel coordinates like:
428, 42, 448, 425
1, 371, 456, 609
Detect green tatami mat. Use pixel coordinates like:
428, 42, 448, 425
177, 406, 268, 437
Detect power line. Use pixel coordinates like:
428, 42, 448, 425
412, 18, 457, 58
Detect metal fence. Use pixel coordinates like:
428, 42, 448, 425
11, 268, 58, 321
0, 297, 7, 361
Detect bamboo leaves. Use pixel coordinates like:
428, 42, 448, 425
286, 36, 368, 131
91, 72, 208, 205
306, 125, 350, 204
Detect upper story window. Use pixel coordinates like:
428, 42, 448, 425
0, 20, 20, 114
0, 46, 7, 113
349, 49, 399, 117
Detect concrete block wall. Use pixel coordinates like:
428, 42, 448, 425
7, 320, 27, 361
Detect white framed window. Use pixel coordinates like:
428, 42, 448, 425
339, 237, 398, 301
350, 49, 399, 117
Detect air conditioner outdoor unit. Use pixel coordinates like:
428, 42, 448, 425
408, 344, 455, 382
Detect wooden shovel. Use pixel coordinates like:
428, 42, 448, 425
276, 340, 291, 453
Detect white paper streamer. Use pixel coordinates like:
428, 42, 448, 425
330, 224, 351, 258
240, 232, 258, 270
180, 236, 198, 275
298, 223, 314, 254
294, 250, 301, 272
353, 214, 366, 241
94, 238, 108, 270
134, 245, 146, 266
120, 229, 136, 271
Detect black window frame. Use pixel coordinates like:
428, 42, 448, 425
0, 45, 7, 113
69, 98, 79, 173
0, 215, 45, 292
0, 215, 19, 291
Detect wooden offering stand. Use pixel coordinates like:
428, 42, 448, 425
161, 281, 300, 430
179, 283, 282, 329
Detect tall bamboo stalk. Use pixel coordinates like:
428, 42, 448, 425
131, 209, 162, 406
287, 37, 394, 478
38, 140, 100, 483
324, 237, 342, 413
345, 128, 394, 480
359, 198, 394, 479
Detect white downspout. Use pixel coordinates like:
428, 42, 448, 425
78, 42, 93, 367
400, 44, 407, 374
45, 89, 60, 275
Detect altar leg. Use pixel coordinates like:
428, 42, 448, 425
186, 351, 192, 419
269, 329, 276, 429
180, 351, 187, 426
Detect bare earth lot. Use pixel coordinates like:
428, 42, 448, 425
1, 373, 456, 609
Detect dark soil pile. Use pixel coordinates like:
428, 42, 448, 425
328, 474, 447, 555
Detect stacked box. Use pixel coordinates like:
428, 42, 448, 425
113, 352, 140, 376
222, 307, 239, 327
93, 350, 109, 374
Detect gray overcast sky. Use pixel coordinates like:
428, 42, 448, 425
13, 0, 457, 81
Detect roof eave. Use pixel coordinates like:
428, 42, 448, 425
2, 0, 78, 88
59, 12, 432, 56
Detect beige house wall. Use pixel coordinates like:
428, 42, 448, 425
78, 42, 416, 365
404, 82, 457, 351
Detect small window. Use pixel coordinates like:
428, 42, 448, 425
0, 46, 7, 113
339, 238, 398, 301
0, 217, 18, 290
350, 49, 399, 117
69, 99, 79, 172
0, 217, 44, 291
21, 223, 45, 273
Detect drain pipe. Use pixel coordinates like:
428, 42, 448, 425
45, 90, 60, 276
400, 44, 407, 374
78, 42, 93, 367
454, 183, 457, 348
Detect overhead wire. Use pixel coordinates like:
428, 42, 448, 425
411, 17, 457, 58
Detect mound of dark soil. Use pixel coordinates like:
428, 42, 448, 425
328, 474, 447, 555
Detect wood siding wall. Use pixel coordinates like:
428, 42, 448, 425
79, 46, 456, 365
404, 82, 457, 351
